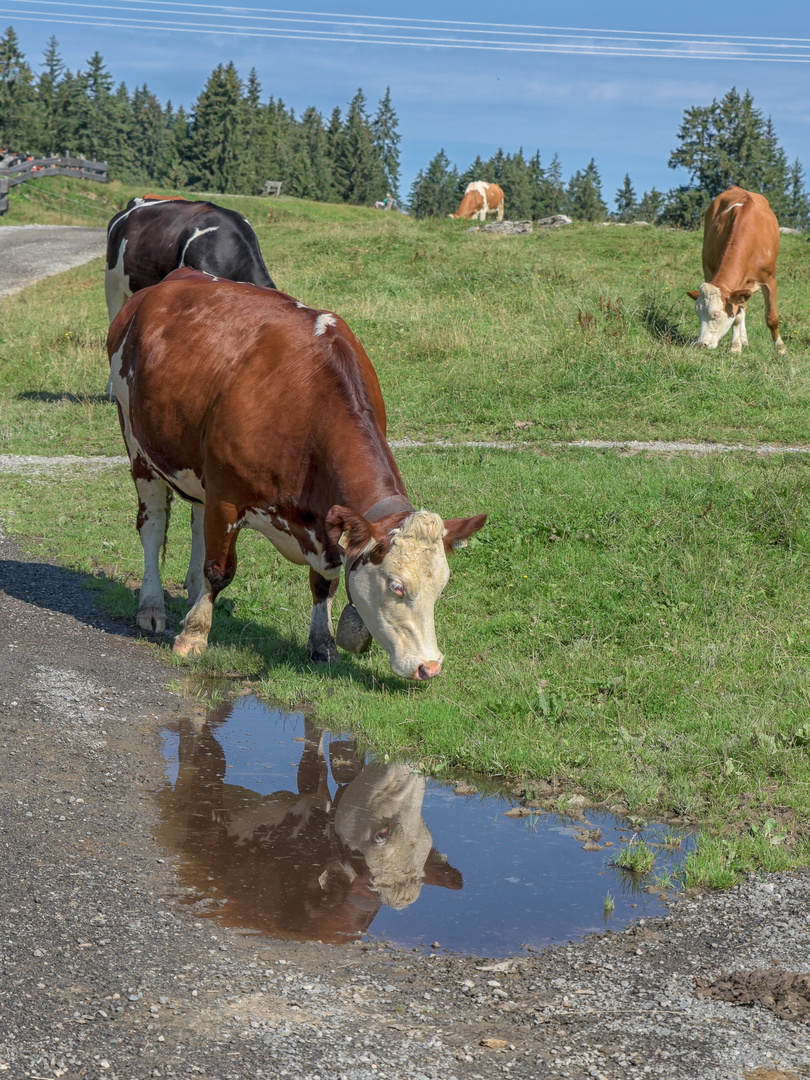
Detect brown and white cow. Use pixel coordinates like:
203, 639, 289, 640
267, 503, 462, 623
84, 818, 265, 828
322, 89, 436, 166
108, 268, 486, 680
687, 187, 784, 353
448, 181, 505, 222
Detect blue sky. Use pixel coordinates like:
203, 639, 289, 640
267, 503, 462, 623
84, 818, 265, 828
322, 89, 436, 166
7, 1, 810, 206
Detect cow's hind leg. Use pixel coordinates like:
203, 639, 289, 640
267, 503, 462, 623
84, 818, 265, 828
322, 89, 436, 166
173, 501, 239, 656
184, 503, 206, 604
761, 280, 785, 354
134, 467, 172, 633
731, 307, 748, 353
307, 569, 340, 664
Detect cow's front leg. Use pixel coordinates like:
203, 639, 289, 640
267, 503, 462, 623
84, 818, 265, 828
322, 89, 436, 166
731, 307, 748, 353
134, 470, 172, 633
184, 503, 206, 604
174, 502, 239, 656
761, 280, 785, 353
307, 569, 340, 665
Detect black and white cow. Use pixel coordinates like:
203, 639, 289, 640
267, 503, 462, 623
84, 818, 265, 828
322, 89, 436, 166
104, 196, 276, 397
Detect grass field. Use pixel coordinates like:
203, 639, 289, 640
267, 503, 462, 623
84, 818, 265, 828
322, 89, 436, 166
2, 176, 810, 887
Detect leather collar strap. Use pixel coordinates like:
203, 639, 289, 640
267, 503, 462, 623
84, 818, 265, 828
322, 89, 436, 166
343, 494, 415, 607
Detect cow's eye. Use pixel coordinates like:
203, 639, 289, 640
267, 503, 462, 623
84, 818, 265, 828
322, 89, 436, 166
388, 579, 405, 597
713, 311, 721, 319
373, 827, 390, 846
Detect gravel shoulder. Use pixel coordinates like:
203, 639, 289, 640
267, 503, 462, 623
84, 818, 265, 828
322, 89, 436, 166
2, 517, 810, 1080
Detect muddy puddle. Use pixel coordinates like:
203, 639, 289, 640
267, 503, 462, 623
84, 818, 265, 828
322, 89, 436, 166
157, 696, 692, 956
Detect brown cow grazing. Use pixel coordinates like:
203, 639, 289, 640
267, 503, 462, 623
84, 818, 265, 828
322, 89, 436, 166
108, 268, 486, 680
687, 187, 784, 353
448, 181, 505, 222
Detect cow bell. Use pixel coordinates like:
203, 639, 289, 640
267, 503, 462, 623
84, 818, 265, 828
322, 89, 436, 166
336, 603, 372, 654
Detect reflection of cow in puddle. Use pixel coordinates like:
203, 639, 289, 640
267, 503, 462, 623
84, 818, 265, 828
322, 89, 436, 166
158, 708, 462, 943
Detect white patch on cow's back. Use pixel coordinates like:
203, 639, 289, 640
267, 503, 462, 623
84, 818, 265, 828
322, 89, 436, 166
314, 313, 337, 337
465, 181, 490, 198
109, 198, 171, 230
180, 226, 219, 265
723, 202, 744, 213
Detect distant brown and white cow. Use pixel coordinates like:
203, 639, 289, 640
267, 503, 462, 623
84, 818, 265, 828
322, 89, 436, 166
687, 187, 784, 353
448, 181, 505, 222
104, 196, 276, 397
108, 268, 486, 680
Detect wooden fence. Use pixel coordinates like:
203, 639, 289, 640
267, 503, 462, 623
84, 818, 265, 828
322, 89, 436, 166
0, 156, 107, 214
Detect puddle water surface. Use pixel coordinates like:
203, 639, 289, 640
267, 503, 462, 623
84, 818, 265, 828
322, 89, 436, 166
158, 696, 691, 956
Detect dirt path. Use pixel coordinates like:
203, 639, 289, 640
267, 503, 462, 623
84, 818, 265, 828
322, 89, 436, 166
2, 514, 810, 1080
0, 224, 106, 299
3, 434, 810, 481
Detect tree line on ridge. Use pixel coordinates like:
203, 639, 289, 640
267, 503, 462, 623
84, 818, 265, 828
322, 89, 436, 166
1, 28, 808, 228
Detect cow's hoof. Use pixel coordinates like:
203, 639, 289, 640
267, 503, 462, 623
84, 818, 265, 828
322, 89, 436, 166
172, 634, 208, 657
308, 640, 340, 665
137, 607, 166, 633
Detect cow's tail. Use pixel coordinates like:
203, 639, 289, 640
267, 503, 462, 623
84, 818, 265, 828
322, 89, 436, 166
162, 486, 172, 567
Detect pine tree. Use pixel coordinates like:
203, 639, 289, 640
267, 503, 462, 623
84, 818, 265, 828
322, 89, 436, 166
129, 84, 172, 184
614, 174, 637, 222
75, 52, 117, 162
408, 149, 458, 218
666, 87, 806, 226
538, 153, 565, 217
498, 150, 533, 219
106, 81, 134, 178
335, 89, 386, 205
51, 69, 85, 157
166, 105, 191, 187
372, 87, 400, 201
188, 61, 246, 192
0, 27, 35, 150
637, 186, 665, 224
298, 106, 335, 201
33, 36, 64, 156
785, 158, 810, 230
564, 158, 607, 222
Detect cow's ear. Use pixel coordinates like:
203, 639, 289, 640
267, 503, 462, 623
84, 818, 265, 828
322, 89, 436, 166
442, 513, 487, 553
686, 290, 700, 300
326, 506, 375, 553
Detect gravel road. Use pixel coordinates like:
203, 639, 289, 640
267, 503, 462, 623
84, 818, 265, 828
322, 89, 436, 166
0, 225, 106, 298
1, 512, 810, 1080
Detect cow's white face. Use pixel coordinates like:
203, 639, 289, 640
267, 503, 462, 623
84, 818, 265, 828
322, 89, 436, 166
690, 283, 736, 349
348, 511, 450, 680
334, 762, 431, 909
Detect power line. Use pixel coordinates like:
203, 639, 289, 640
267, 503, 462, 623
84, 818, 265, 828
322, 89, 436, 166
7, 1, 810, 61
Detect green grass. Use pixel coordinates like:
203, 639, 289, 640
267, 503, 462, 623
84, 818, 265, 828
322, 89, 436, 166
2, 179, 810, 887
3, 177, 810, 453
